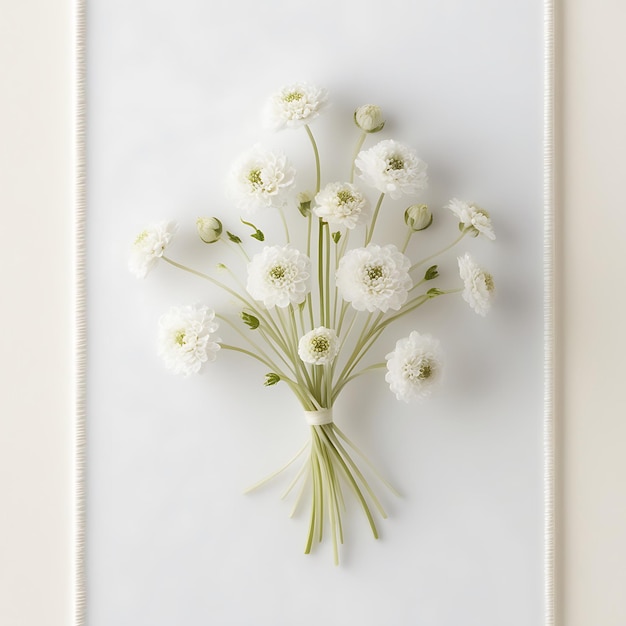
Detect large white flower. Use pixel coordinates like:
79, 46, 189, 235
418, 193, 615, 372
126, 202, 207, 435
247, 245, 311, 308
447, 198, 496, 240
228, 145, 296, 213
158, 305, 220, 376
129, 221, 178, 279
458, 253, 495, 316
336, 244, 412, 312
313, 182, 369, 229
385, 331, 444, 403
264, 82, 328, 130
355, 139, 428, 199
298, 327, 339, 365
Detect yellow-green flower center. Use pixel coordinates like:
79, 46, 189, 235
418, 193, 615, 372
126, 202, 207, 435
405, 358, 433, 381
366, 264, 384, 281
387, 156, 404, 171
175, 330, 186, 346
269, 265, 286, 281
484, 273, 495, 292
310, 336, 330, 354
337, 190, 355, 205
283, 91, 303, 102
134, 230, 148, 245
248, 169, 262, 186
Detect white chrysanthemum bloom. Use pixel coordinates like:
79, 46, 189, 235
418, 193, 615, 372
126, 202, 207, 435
458, 253, 495, 316
129, 221, 178, 279
264, 82, 329, 131
247, 245, 311, 308
228, 145, 296, 213
158, 305, 220, 376
313, 182, 369, 230
447, 198, 496, 240
385, 331, 444, 403
355, 139, 428, 199
336, 244, 412, 312
298, 327, 339, 365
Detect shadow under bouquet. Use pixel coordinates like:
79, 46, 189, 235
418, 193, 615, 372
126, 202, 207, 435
130, 82, 496, 565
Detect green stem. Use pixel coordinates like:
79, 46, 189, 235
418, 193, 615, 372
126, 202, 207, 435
410, 231, 466, 272
350, 131, 367, 183
243, 441, 309, 493
278, 206, 290, 244
401, 227, 413, 254
365, 193, 385, 246
305, 124, 321, 194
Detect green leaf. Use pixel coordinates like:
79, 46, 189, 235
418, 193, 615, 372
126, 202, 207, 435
240, 218, 265, 242
240, 311, 260, 330
424, 265, 439, 280
427, 287, 444, 298
264, 373, 281, 386
331, 231, 341, 244
227, 231, 242, 244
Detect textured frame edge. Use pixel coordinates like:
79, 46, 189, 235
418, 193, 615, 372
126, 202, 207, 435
72, 1, 557, 623
543, 0, 556, 625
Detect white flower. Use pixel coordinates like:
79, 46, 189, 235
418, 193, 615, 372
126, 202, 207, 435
158, 305, 220, 376
458, 253, 495, 316
247, 245, 311, 308
313, 182, 369, 229
385, 331, 444, 402
355, 139, 428, 199
264, 82, 328, 130
298, 327, 339, 365
354, 105, 385, 133
228, 145, 296, 214
447, 198, 496, 240
129, 221, 178, 279
336, 244, 412, 312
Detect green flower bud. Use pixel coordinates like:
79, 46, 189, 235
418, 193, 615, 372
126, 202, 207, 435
354, 104, 385, 133
196, 217, 222, 243
298, 191, 312, 217
404, 204, 433, 231
264, 373, 281, 387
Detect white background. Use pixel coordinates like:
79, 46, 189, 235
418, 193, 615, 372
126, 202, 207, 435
1, 1, 625, 625
85, 2, 544, 625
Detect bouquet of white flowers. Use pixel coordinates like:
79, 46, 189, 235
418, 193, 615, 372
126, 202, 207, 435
130, 82, 496, 564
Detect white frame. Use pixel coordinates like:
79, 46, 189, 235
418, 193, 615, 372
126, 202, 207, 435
72, 1, 556, 623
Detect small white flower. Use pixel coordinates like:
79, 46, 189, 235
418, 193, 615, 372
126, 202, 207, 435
264, 82, 329, 131
447, 198, 496, 240
404, 204, 433, 232
313, 182, 369, 230
158, 305, 220, 376
458, 253, 495, 316
228, 145, 296, 214
247, 245, 311, 308
298, 327, 339, 365
385, 331, 444, 402
356, 139, 428, 199
129, 221, 178, 279
336, 244, 412, 312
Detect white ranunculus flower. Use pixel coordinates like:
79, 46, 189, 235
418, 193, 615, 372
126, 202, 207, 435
336, 244, 412, 312
298, 327, 339, 365
313, 182, 369, 230
129, 221, 178, 279
247, 245, 311, 308
264, 82, 329, 131
158, 305, 220, 376
458, 253, 495, 316
385, 331, 444, 402
447, 198, 496, 240
228, 145, 296, 214
355, 139, 428, 199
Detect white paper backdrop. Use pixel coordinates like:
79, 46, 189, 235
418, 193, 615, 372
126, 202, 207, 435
87, 1, 545, 624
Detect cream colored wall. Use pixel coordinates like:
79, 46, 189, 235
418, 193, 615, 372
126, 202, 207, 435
0, 0, 624, 624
